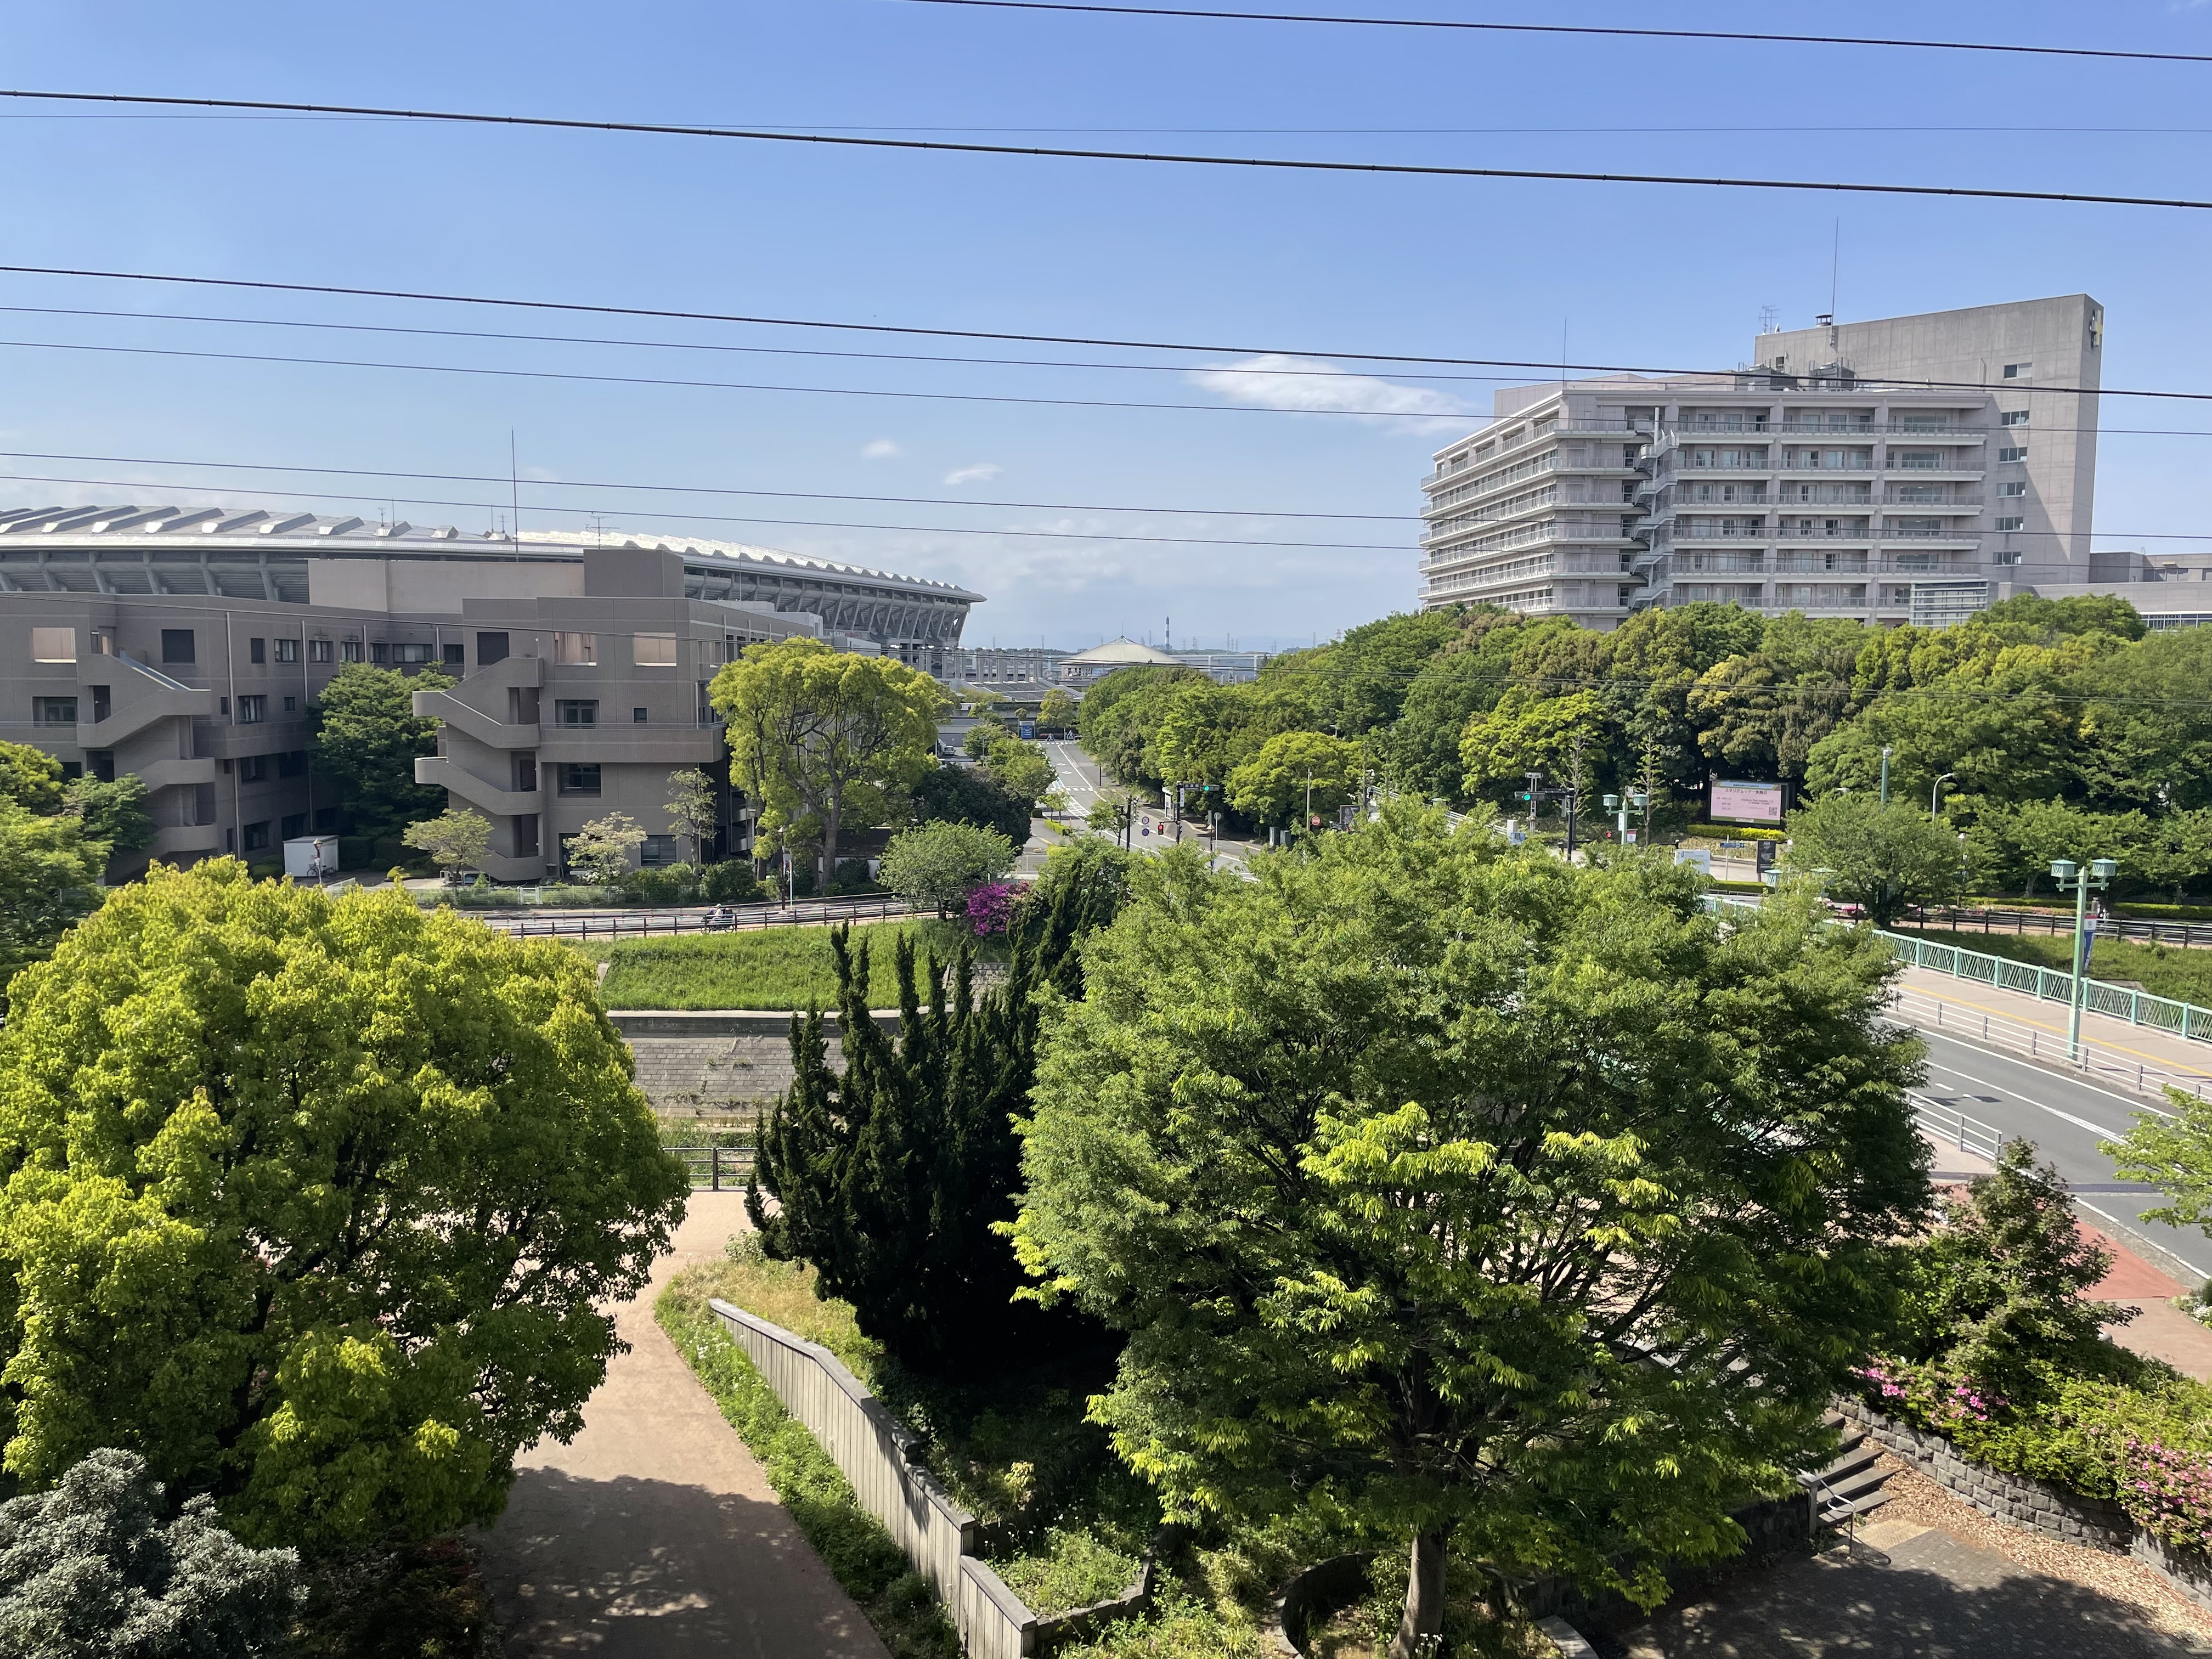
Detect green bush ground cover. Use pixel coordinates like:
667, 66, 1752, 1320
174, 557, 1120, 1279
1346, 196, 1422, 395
665, 1239, 1550, 1655
1905, 928, 2212, 1008
597, 922, 1007, 1009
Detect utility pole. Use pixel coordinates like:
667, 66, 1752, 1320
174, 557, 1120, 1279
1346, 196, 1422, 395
1879, 746, 1893, 807
2051, 856, 2117, 1062
1305, 771, 1315, 834
1931, 772, 1955, 819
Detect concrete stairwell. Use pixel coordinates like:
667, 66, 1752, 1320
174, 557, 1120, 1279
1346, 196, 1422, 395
627, 1036, 789, 1120
1803, 1410, 1895, 1530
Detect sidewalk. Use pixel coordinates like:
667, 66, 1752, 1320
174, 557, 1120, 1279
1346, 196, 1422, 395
1897, 965, 2212, 1091
481, 1192, 885, 1658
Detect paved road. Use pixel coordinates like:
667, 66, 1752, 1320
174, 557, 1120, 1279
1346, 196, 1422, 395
1043, 738, 1254, 870
482, 1192, 885, 1658
1912, 1026, 2209, 1281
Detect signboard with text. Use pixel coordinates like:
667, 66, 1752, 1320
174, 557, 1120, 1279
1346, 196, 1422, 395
1709, 779, 1788, 825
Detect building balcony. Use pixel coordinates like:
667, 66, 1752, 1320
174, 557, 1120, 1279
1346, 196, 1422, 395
150, 821, 223, 860
538, 724, 723, 765
416, 756, 541, 816
136, 757, 219, 793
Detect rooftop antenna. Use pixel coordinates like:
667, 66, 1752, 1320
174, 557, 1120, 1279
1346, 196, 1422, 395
1165, 615, 1172, 652
1758, 304, 1779, 336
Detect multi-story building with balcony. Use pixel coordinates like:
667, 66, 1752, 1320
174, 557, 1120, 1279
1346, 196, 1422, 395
1418, 296, 2102, 629
0, 506, 979, 879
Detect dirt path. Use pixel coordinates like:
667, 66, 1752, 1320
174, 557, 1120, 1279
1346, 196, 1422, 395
482, 1191, 888, 1658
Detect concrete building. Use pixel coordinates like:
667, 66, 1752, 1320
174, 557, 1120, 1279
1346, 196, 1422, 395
1056, 637, 1183, 687
1419, 296, 2103, 630
949, 646, 1068, 690
0, 505, 979, 879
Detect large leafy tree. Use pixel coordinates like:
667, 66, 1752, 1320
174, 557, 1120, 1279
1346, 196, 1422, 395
1010, 814, 1926, 1652
1076, 664, 1208, 791
0, 741, 65, 815
911, 759, 1033, 846
64, 776, 155, 858
0, 804, 109, 1015
1457, 687, 1609, 803
0, 862, 688, 1551
879, 819, 1018, 913
309, 663, 452, 838
1225, 730, 1364, 828
711, 638, 946, 886
1781, 792, 1965, 924
1153, 678, 1317, 792
1265, 610, 1464, 738
747, 840, 1131, 1373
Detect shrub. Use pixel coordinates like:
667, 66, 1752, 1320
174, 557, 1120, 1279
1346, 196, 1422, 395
879, 820, 1017, 913
0, 1448, 302, 1658
965, 881, 1014, 936
827, 857, 877, 896
703, 861, 767, 904
621, 862, 695, 906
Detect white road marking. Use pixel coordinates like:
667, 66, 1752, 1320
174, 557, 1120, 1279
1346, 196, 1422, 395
1922, 1059, 2131, 1140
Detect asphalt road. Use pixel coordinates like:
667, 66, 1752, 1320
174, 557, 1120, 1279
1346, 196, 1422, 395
1912, 1025, 2209, 1281
1044, 738, 1252, 870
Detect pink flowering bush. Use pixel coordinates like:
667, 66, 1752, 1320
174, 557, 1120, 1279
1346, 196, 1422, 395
2124, 1436, 2212, 1553
964, 881, 1014, 936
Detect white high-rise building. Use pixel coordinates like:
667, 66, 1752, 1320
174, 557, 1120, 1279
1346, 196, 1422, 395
1417, 296, 2103, 629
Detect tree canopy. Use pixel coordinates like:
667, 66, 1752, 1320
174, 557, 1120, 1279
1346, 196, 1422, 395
1782, 793, 1965, 924
878, 819, 1018, 913
309, 663, 451, 838
1224, 730, 1365, 827
911, 759, 1034, 846
0, 862, 689, 1551
711, 639, 946, 884
1011, 813, 1926, 1647
0, 804, 110, 1015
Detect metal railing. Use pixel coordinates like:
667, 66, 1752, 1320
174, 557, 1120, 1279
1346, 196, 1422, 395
1909, 1090, 2005, 1161
1889, 986, 2212, 1103
668, 1144, 755, 1189
1901, 905, 2212, 952
1875, 928, 2212, 1047
473, 894, 926, 939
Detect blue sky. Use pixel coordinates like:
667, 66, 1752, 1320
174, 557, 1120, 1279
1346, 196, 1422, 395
2, 1, 2209, 651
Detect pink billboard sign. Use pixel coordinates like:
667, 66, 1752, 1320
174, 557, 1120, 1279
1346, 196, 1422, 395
1711, 780, 1787, 823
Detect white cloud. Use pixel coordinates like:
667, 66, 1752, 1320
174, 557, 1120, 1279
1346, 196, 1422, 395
860, 438, 902, 459
942, 463, 1002, 487
1187, 354, 1466, 432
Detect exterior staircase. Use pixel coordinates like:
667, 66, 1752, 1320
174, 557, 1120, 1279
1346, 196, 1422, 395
1801, 1410, 1894, 1530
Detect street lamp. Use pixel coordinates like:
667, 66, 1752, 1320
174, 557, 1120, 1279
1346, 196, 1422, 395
1880, 746, 1893, 808
1930, 772, 1956, 819
2050, 855, 2119, 1061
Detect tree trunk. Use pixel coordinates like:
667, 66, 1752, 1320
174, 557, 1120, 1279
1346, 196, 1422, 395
1386, 1530, 1447, 1659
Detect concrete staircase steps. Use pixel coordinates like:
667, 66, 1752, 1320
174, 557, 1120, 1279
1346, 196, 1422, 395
1802, 1414, 1895, 1527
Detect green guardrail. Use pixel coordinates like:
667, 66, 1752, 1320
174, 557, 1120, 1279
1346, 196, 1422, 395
1696, 894, 2212, 1047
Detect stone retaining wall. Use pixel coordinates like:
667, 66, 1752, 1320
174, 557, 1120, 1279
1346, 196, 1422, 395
1834, 1398, 2132, 1551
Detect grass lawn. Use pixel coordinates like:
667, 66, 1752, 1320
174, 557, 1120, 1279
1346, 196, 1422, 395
1907, 928, 2212, 1008
597, 919, 1006, 1010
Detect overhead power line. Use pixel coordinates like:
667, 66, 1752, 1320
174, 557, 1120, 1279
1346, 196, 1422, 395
0, 448, 1421, 522
894, 0, 2212, 67
0, 89, 2207, 213
0, 262, 2199, 407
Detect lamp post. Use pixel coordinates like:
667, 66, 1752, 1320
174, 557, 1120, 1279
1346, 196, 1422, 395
1930, 772, 1956, 819
2050, 855, 2119, 1062
1879, 746, 1893, 807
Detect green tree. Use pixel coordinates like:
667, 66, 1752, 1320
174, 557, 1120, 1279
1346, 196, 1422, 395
1154, 679, 1316, 790
0, 803, 110, 1014
747, 842, 1130, 1372
0, 863, 687, 1550
878, 820, 1018, 914
1010, 815, 1926, 1648
309, 663, 452, 838
1782, 792, 1965, 924
665, 766, 720, 864
1457, 688, 1609, 802
64, 775, 155, 857
1265, 610, 1463, 738
979, 733, 1054, 808
566, 812, 645, 886
1039, 687, 1079, 731
1076, 664, 1207, 791
0, 740, 65, 814
710, 639, 946, 887
0, 1448, 301, 1658
1224, 730, 1364, 829
401, 806, 493, 882
1388, 648, 1511, 804
911, 760, 1033, 845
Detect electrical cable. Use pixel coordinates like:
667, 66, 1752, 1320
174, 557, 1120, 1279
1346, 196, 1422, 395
0, 262, 2188, 405
891, 0, 2212, 67
1, 89, 2207, 213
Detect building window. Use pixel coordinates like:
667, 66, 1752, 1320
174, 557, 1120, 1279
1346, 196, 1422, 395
30, 626, 74, 662
557, 763, 602, 796
1998, 447, 2027, 464
514, 813, 540, 858
278, 751, 307, 777
275, 637, 300, 663
242, 822, 270, 851
1898, 452, 1940, 470
250, 637, 267, 664
642, 834, 680, 867
161, 628, 195, 664
387, 642, 435, 665
31, 696, 76, 725
2003, 362, 2032, 379
555, 699, 598, 727
554, 632, 596, 665
442, 642, 466, 668
86, 749, 115, 782
514, 754, 538, 792
633, 706, 649, 723
1999, 481, 2028, 498
239, 755, 268, 783
309, 638, 334, 663
477, 631, 510, 665
2000, 410, 2029, 427
370, 642, 390, 665
281, 813, 307, 839
1996, 516, 2025, 532
284, 695, 297, 713
633, 633, 679, 668
237, 695, 267, 723
341, 640, 363, 663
